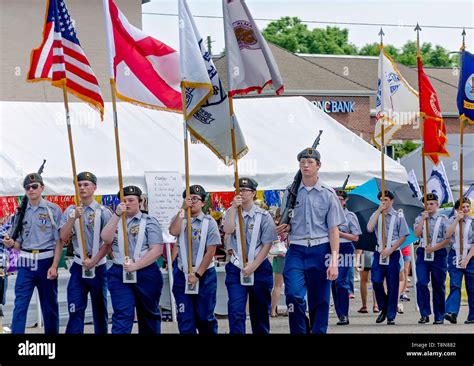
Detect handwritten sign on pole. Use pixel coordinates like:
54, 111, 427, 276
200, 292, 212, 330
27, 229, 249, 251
145, 171, 183, 243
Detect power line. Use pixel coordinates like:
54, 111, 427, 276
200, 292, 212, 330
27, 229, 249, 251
142, 12, 473, 31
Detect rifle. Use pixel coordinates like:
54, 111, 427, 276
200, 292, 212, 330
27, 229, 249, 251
10, 160, 46, 241
341, 175, 350, 191
280, 131, 323, 225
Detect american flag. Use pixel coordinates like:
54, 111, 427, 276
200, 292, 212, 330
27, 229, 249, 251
27, 0, 104, 119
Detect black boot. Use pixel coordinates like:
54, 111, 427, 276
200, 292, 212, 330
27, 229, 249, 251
376, 311, 387, 324
444, 313, 457, 324
337, 316, 349, 325
418, 316, 430, 324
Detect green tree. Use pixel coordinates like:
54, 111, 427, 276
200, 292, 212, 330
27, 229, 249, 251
262, 17, 458, 67
393, 141, 420, 160
262, 17, 357, 54
262, 17, 312, 53
359, 42, 399, 59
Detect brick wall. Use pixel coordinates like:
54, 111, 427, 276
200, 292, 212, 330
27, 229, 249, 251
303, 95, 373, 141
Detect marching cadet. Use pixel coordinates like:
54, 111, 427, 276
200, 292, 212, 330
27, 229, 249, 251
223, 177, 277, 334
367, 190, 409, 325
413, 193, 450, 325
168, 185, 221, 334
59, 172, 112, 334
276, 148, 345, 334
3, 173, 63, 334
101, 186, 164, 334
444, 197, 474, 324
332, 189, 361, 325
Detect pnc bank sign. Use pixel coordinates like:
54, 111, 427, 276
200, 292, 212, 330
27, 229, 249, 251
312, 100, 355, 113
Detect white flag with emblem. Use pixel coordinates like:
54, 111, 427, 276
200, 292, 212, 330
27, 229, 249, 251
223, 0, 284, 96
408, 169, 423, 200
179, 0, 248, 164
373, 49, 419, 148
427, 161, 454, 205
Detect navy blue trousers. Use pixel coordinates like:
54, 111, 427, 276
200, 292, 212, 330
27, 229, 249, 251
66, 262, 108, 334
172, 266, 218, 334
225, 260, 273, 334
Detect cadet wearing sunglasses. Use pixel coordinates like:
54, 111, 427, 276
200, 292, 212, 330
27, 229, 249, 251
4, 173, 63, 334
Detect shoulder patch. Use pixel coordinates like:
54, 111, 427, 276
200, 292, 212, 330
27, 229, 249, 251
347, 211, 357, 219
321, 184, 336, 194
255, 207, 269, 216
47, 200, 61, 210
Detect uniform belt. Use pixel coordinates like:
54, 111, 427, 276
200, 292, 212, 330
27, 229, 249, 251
339, 238, 353, 244
21, 248, 52, 253
20, 250, 54, 260
291, 237, 329, 247
112, 249, 149, 265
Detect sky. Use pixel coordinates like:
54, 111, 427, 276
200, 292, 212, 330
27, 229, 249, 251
142, 0, 473, 56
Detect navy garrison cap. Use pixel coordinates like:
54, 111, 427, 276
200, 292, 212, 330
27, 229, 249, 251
183, 185, 207, 200
336, 189, 348, 199
297, 147, 321, 161
23, 173, 43, 188
377, 190, 395, 200
235, 177, 258, 191
425, 193, 438, 202
77, 171, 97, 185
118, 185, 142, 199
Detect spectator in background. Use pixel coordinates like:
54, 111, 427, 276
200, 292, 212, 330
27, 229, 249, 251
399, 244, 412, 302
270, 208, 288, 317
356, 249, 378, 314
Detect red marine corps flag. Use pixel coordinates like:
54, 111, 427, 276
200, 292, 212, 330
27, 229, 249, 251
417, 56, 449, 165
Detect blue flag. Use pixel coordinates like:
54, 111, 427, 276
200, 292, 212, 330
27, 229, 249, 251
457, 50, 474, 123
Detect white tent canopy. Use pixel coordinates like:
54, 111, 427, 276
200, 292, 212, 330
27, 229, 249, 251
0, 96, 407, 196
400, 133, 474, 190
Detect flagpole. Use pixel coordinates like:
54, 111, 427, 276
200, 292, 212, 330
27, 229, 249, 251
415, 23, 431, 252
62, 84, 88, 260
109, 80, 130, 259
103, 0, 129, 260
181, 86, 194, 275
458, 28, 466, 262
228, 96, 248, 268
379, 27, 387, 254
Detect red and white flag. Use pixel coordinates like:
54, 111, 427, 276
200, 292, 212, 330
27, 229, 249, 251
27, 0, 104, 119
103, 0, 182, 112
223, 0, 283, 96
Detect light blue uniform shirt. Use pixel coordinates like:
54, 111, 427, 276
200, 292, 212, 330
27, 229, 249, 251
413, 211, 448, 244
226, 204, 278, 255
112, 211, 164, 258
367, 207, 410, 249
60, 201, 112, 257
14, 199, 61, 251
339, 208, 362, 236
176, 212, 221, 266
282, 180, 346, 242
445, 215, 474, 251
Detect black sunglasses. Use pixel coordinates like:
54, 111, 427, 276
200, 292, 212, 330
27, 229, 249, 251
25, 183, 40, 191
